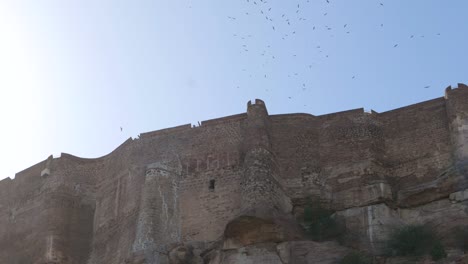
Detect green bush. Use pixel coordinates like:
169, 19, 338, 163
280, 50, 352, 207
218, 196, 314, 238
430, 241, 447, 261
339, 251, 372, 264
303, 201, 345, 241
386, 224, 445, 260
454, 226, 468, 252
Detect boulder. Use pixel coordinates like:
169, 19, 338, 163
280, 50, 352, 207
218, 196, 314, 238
209, 243, 283, 264
223, 215, 302, 249
169, 244, 203, 264
208, 241, 350, 264
449, 188, 468, 203
277, 241, 350, 264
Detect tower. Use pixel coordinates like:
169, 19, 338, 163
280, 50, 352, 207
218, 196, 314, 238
132, 162, 180, 263
445, 84, 468, 189
240, 99, 292, 218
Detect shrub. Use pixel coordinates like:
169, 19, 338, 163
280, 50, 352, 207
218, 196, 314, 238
430, 241, 447, 261
303, 201, 345, 241
339, 251, 372, 264
386, 224, 445, 259
454, 226, 468, 252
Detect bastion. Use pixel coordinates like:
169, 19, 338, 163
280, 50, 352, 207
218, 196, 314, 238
0, 85, 467, 263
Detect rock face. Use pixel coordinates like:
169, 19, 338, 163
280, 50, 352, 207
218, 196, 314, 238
277, 241, 350, 264
1, 86, 468, 263
336, 203, 403, 254
206, 241, 349, 264
223, 215, 303, 249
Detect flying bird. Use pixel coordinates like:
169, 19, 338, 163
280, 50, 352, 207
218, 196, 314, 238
120, 127, 123, 131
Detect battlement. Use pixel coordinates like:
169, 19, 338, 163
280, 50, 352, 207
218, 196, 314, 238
2, 84, 468, 263
200, 113, 247, 126
445, 83, 468, 99
247, 98, 265, 107
2, 84, 467, 191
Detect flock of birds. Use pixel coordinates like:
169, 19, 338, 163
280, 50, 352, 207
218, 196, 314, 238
220, 0, 442, 98
119, 1, 445, 132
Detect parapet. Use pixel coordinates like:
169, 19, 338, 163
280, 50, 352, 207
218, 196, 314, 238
317, 108, 366, 120
247, 99, 269, 117
200, 113, 247, 126
139, 124, 192, 138
247, 99, 266, 107
0, 177, 12, 188
445, 83, 468, 99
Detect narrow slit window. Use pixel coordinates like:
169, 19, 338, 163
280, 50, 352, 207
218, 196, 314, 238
209, 180, 215, 191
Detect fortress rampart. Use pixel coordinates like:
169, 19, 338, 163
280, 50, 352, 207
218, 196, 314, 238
0, 85, 467, 263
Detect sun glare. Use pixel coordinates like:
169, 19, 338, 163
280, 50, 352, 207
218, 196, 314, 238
0, 5, 44, 178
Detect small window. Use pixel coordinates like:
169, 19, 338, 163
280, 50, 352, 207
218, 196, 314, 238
209, 180, 215, 191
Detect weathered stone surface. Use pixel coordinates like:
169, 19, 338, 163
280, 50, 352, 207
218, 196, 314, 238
399, 199, 468, 246
383, 250, 468, 264
223, 215, 303, 249
332, 182, 393, 210
395, 164, 468, 208
209, 243, 283, 264
207, 241, 349, 264
1, 86, 468, 263
168, 245, 203, 264
450, 188, 468, 203
277, 241, 350, 264
336, 203, 404, 254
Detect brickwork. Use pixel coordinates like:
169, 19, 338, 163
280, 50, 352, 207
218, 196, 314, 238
0, 85, 467, 263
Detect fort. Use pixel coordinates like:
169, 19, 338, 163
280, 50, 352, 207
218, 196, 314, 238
0, 84, 467, 263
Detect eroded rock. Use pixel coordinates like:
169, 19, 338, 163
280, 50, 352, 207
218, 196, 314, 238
223, 215, 302, 249
336, 203, 403, 254
210, 243, 283, 264
277, 241, 350, 264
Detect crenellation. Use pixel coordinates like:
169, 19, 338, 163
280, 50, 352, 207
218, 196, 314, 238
140, 124, 192, 138
200, 113, 247, 126
317, 107, 365, 120
1, 85, 468, 263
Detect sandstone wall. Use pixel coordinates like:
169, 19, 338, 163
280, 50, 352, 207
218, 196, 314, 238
0, 85, 467, 263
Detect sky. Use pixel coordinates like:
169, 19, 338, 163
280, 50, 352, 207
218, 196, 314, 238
0, 0, 467, 180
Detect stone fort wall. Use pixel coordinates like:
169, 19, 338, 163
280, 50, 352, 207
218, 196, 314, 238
0, 84, 467, 263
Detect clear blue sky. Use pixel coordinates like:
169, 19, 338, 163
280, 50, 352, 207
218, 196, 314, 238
1, 0, 467, 180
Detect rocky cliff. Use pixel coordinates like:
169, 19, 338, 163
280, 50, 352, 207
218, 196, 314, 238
0, 85, 467, 264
